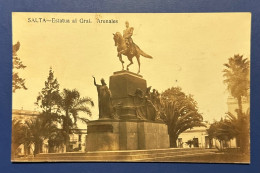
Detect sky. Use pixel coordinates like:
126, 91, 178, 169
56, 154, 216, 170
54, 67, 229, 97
12, 13, 251, 126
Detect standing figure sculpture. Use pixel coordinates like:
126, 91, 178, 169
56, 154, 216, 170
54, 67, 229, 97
113, 21, 153, 74
93, 76, 113, 119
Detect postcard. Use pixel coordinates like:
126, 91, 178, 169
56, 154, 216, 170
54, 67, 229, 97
11, 13, 251, 163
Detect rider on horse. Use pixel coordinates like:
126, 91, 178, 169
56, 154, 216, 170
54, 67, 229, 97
123, 21, 134, 54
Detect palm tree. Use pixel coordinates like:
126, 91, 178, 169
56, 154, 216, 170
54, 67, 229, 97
223, 54, 250, 153
208, 117, 238, 150
223, 54, 250, 115
48, 129, 67, 153
161, 87, 205, 148
59, 89, 94, 151
11, 119, 26, 159
207, 110, 250, 152
226, 110, 250, 153
24, 115, 59, 156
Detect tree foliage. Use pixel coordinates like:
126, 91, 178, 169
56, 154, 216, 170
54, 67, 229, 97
59, 88, 94, 151
24, 114, 63, 155
160, 87, 205, 148
34, 69, 94, 152
35, 68, 62, 116
11, 119, 26, 158
12, 68, 94, 155
207, 110, 250, 151
222, 54, 250, 153
34, 68, 64, 152
60, 89, 94, 127
223, 54, 250, 113
208, 117, 237, 143
186, 139, 195, 148
12, 41, 27, 93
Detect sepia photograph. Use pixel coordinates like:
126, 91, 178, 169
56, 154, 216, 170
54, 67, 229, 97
11, 12, 250, 163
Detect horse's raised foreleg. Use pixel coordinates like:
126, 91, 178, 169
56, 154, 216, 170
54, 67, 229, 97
118, 49, 127, 57
136, 55, 141, 74
118, 54, 124, 70
126, 57, 133, 71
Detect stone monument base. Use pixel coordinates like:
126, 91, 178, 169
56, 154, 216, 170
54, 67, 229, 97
86, 119, 169, 151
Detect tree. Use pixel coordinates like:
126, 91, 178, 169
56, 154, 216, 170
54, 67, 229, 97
11, 119, 26, 158
35, 68, 63, 152
48, 129, 67, 153
223, 54, 250, 114
207, 117, 238, 150
207, 109, 250, 152
161, 87, 205, 148
35, 68, 62, 116
223, 54, 250, 153
59, 89, 94, 151
24, 115, 61, 156
225, 110, 249, 152
12, 41, 27, 93
186, 139, 195, 148
237, 110, 250, 153
34, 69, 94, 152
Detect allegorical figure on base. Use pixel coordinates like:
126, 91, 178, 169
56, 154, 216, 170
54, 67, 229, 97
93, 76, 113, 119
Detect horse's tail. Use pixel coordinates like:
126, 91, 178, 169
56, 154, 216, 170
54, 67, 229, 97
135, 44, 153, 59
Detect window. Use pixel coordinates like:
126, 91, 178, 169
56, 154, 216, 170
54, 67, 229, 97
193, 138, 199, 147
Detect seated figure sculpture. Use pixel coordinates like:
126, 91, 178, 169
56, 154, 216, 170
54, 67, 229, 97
129, 88, 159, 121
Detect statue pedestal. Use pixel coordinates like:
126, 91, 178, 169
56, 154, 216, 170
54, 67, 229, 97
86, 70, 170, 151
86, 119, 169, 151
109, 70, 147, 120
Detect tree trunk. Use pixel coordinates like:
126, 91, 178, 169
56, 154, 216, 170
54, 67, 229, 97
219, 140, 223, 151
39, 141, 43, 153
237, 96, 249, 153
245, 116, 250, 154
65, 110, 70, 152
209, 138, 213, 149
48, 140, 54, 153
240, 116, 250, 154
237, 96, 243, 117
11, 143, 19, 160
34, 140, 43, 156
34, 142, 39, 156
169, 134, 177, 148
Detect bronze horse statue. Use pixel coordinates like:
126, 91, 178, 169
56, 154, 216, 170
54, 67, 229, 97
113, 32, 153, 74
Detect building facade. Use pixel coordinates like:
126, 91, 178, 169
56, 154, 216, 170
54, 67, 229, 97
177, 125, 210, 148
68, 129, 87, 152
177, 122, 237, 149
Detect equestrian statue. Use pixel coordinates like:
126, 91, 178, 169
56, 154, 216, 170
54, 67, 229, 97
113, 21, 153, 74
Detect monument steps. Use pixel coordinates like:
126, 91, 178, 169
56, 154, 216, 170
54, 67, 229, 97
36, 147, 209, 156
17, 148, 218, 162
135, 151, 221, 162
